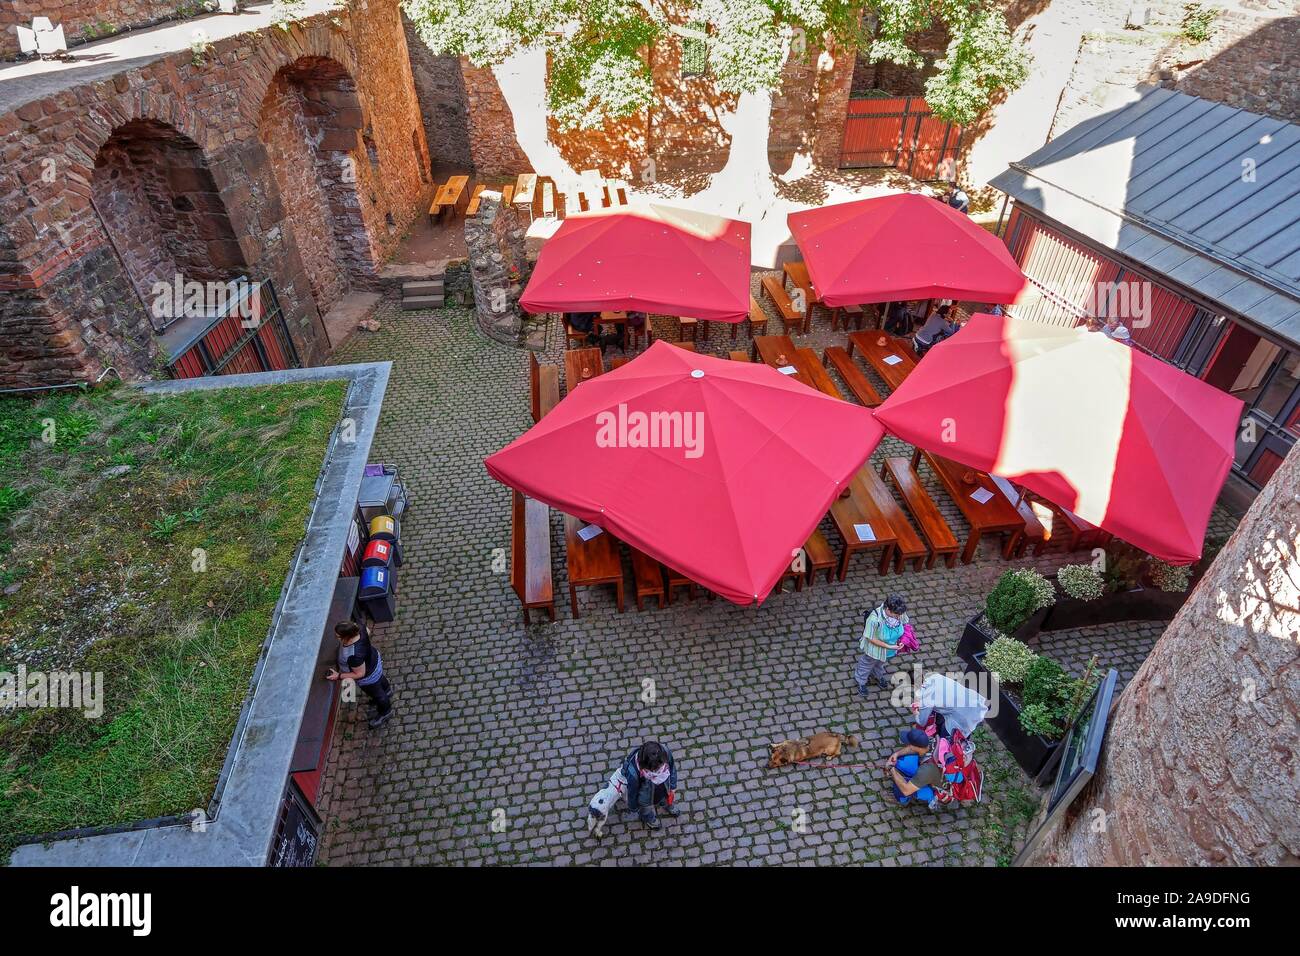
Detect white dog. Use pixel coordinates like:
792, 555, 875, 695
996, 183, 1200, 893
585, 767, 629, 835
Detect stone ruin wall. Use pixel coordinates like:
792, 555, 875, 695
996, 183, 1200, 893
0, 0, 191, 61
1051, 2, 1300, 139
0, 0, 434, 388
463, 193, 543, 349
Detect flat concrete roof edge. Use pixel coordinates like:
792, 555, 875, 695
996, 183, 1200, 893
10, 361, 391, 866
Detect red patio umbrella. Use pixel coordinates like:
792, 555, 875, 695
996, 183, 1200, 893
485, 341, 884, 604
520, 203, 751, 323
786, 193, 1026, 306
873, 313, 1243, 564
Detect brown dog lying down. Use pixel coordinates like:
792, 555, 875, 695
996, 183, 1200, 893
768, 732, 859, 768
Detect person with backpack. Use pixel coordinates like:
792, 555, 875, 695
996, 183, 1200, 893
853, 594, 909, 695
886, 729, 945, 810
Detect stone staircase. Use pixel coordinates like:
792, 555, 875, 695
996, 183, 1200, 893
400, 274, 445, 310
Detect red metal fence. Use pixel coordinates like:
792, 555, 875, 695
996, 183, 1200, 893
168, 280, 300, 379
840, 96, 961, 181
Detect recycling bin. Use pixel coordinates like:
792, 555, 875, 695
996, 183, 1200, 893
358, 565, 397, 623
368, 514, 397, 542
361, 539, 394, 568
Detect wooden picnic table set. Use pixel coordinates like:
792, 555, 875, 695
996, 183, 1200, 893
489, 192, 1171, 623
429, 168, 632, 227
506, 327, 1092, 623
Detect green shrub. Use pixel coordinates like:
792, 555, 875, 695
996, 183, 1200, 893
1018, 702, 1060, 738
1102, 541, 1146, 592
985, 568, 1055, 634
1180, 3, 1220, 43
1017, 656, 1094, 741
1021, 655, 1069, 708
1057, 563, 1104, 601
983, 635, 1037, 685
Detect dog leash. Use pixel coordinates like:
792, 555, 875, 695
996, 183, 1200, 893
792, 758, 879, 771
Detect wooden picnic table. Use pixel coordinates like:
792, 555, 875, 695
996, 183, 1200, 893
848, 331, 916, 391
829, 467, 899, 578
564, 515, 625, 617
783, 261, 818, 324
752, 335, 814, 389
795, 348, 843, 400
912, 449, 1025, 563
564, 347, 604, 392
513, 173, 537, 216
428, 174, 469, 224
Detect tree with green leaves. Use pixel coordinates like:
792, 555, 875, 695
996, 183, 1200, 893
403, 0, 1029, 129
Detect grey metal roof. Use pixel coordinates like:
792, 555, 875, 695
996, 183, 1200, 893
990, 87, 1300, 345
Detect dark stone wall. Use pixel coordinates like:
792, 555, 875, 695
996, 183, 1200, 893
0, 2, 432, 388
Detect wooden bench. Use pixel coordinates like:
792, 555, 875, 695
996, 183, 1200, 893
1025, 493, 1110, 551
464, 182, 486, 216
777, 557, 805, 593
881, 457, 959, 569
501, 183, 515, 205
513, 173, 536, 219
823, 346, 883, 408
671, 341, 697, 352
803, 529, 837, 586
738, 295, 769, 341
728, 350, 751, 361
631, 548, 665, 610
989, 475, 1046, 557
830, 303, 865, 332
529, 351, 560, 421
859, 464, 929, 573
760, 276, 805, 335
511, 491, 555, 623
664, 567, 698, 604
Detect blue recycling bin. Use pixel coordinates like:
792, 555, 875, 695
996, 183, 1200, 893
358, 565, 396, 623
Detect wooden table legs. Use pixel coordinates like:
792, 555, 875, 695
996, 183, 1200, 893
569, 580, 625, 618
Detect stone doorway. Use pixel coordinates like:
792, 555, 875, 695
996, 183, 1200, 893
259, 56, 377, 317
91, 118, 247, 330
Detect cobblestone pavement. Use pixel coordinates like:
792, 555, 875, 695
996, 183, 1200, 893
317, 293, 1234, 866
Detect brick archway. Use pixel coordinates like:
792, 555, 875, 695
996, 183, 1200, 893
91, 118, 247, 330
258, 56, 377, 317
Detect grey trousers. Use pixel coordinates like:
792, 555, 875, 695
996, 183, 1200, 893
854, 654, 888, 688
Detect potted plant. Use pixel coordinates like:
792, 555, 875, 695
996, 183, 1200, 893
1041, 542, 1197, 632
957, 568, 1055, 662
970, 637, 1096, 780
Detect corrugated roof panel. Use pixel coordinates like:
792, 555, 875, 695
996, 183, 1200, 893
1272, 247, 1300, 281
1143, 241, 1200, 274
1161, 136, 1300, 242
1027, 88, 1178, 166
1125, 108, 1260, 202
1140, 119, 1293, 224
1219, 191, 1300, 265
1247, 292, 1300, 328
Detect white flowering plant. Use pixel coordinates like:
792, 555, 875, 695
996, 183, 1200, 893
982, 635, 1037, 686
1149, 559, 1192, 593
1057, 563, 1104, 601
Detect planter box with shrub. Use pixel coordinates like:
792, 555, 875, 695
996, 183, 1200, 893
971, 651, 1060, 780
